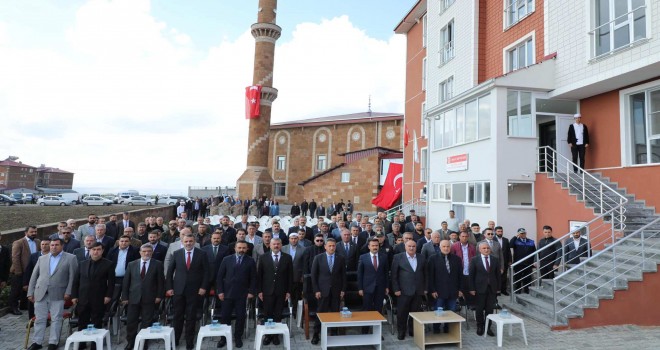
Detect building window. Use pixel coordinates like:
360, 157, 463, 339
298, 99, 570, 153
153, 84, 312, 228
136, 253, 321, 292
440, 20, 454, 64
422, 57, 427, 91
443, 109, 455, 148
628, 88, 660, 165
591, 0, 646, 58
506, 37, 534, 72
341, 172, 351, 183
422, 14, 427, 48
505, 0, 535, 28
448, 181, 490, 205
478, 95, 491, 140
441, 0, 456, 13
507, 91, 533, 137
316, 154, 327, 171
432, 183, 451, 201
439, 76, 453, 103
274, 182, 286, 197
508, 182, 533, 206
276, 156, 286, 170
420, 148, 428, 182
432, 93, 490, 150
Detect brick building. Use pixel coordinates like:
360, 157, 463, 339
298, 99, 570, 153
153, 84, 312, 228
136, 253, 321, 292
267, 112, 403, 211
0, 158, 37, 192
36, 165, 74, 189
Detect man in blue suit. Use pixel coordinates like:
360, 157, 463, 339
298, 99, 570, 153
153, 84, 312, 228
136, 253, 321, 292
216, 241, 256, 349
357, 238, 389, 333
202, 231, 229, 288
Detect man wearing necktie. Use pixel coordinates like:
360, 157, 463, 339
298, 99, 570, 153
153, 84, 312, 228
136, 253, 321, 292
336, 229, 358, 272
166, 234, 209, 350
311, 238, 346, 345
256, 238, 293, 346
282, 233, 305, 318
357, 238, 389, 333
391, 240, 427, 340
428, 240, 462, 334
201, 231, 229, 288
469, 242, 500, 337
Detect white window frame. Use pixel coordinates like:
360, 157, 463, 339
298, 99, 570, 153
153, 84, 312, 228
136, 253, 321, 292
340, 172, 351, 183
507, 181, 534, 207
503, 32, 535, 73
440, 20, 454, 65
276, 155, 286, 170
316, 154, 327, 171
422, 57, 427, 91
274, 182, 287, 197
504, 0, 535, 29
422, 14, 427, 48
440, 181, 490, 206
431, 93, 491, 151
420, 147, 429, 182
440, 0, 456, 14
590, 0, 648, 59
431, 182, 451, 201
620, 79, 660, 166
439, 76, 454, 103
507, 90, 535, 137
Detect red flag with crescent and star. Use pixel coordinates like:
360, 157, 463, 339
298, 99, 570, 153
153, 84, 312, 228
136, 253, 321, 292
245, 85, 262, 119
371, 162, 403, 210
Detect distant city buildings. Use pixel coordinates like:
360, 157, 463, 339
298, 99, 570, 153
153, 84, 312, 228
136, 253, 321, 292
0, 156, 74, 192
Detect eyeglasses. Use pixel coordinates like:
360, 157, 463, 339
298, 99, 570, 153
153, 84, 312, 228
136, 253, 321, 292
485, 233, 493, 235
315, 240, 324, 243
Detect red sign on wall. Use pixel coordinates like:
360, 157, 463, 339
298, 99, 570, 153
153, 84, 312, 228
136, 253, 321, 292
447, 154, 468, 172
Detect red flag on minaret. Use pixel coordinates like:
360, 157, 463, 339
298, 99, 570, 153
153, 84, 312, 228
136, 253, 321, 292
404, 124, 410, 147
245, 85, 262, 119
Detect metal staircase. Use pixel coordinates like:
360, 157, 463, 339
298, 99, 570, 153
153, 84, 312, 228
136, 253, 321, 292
384, 197, 426, 220
503, 146, 660, 327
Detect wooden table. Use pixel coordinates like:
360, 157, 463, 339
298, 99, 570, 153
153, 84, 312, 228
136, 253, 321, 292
409, 311, 466, 349
317, 311, 386, 350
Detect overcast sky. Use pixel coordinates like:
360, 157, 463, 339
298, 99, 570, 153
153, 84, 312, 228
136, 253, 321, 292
0, 0, 413, 195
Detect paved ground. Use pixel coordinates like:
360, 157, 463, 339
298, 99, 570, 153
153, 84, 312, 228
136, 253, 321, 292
2, 309, 660, 350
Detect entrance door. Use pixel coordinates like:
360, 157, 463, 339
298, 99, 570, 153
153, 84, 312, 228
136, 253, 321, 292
539, 121, 556, 172
556, 115, 575, 171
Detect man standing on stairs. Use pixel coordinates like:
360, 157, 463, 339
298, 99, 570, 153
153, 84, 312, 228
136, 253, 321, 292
567, 113, 590, 173
538, 226, 561, 279
509, 228, 536, 294
563, 230, 592, 266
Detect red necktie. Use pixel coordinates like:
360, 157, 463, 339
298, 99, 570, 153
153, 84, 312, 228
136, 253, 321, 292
141, 261, 146, 279
372, 254, 378, 270
186, 251, 191, 270
485, 256, 490, 272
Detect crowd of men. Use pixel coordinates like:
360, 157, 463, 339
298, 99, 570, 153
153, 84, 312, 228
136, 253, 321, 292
0, 208, 593, 350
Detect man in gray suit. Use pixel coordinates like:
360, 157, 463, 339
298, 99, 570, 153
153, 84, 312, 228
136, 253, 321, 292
420, 231, 442, 260
391, 240, 427, 340
281, 233, 305, 317
27, 238, 78, 350
482, 228, 504, 274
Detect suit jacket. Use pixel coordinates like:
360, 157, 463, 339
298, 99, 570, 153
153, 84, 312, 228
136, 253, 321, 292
163, 240, 200, 275
151, 243, 168, 262
245, 235, 263, 247
107, 246, 140, 274
281, 244, 305, 281
166, 247, 209, 295
564, 238, 591, 265
62, 238, 81, 254
393, 242, 406, 255
121, 259, 165, 305
202, 244, 230, 284
11, 237, 40, 274
216, 254, 257, 299
256, 251, 293, 296
428, 253, 462, 299
28, 252, 78, 302
23, 251, 47, 286
95, 235, 116, 257
335, 241, 359, 272
105, 221, 119, 240
311, 253, 346, 297
234, 222, 249, 230
357, 252, 389, 294
469, 255, 501, 293
420, 242, 440, 260
72, 258, 115, 305
450, 242, 477, 273
288, 226, 313, 239
495, 235, 511, 266
567, 123, 589, 145
416, 237, 432, 253
118, 220, 136, 236
391, 252, 426, 296
77, 224, 96, 241
0, 245, 10, 283
252, 243, 271, 262
538, 237, 562, 266
483, 239, 505, 272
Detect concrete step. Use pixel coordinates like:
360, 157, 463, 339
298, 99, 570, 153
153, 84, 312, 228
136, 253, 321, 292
502, 294, 570, 327
585, 252, 659, 273
530, 282, 606, 309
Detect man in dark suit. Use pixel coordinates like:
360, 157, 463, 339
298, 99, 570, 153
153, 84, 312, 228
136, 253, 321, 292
538, 225, 562, 279
217, 216, 237, 245
429, 240, 462, 333
349, 226, 366, 253
494, 226, 511, 295
233, 214, 249, 231
72, 242, 115, 347
122, 243, 165, 350
469, 242, 501, 336
147, 231, 168, 262
23, 239, 51, 319
567, 113, 589, 173
60, 228, 81, 254
74, 235, 96, 262
391, 239, 427, 340
108, 235, 140, 304
393, 232, 414, 255
118, 212, 136, 236
166, 234, 209, 349
105, 214, 119, 240
357, 238, 389, 319
288, 217, 313, 238
564, 229, 591, 266
93, 224, 115, 257
282, 233, 305, 318
256, 238, 293, 346
201, 231, 229, 288
10, 225, 40, 316
308, 199, 317, 218
216, 241, 257, 349
335, 229, 359, 272
310, 238, 346, 345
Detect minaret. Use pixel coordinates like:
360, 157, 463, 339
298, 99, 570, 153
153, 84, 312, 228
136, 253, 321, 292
236, 0, 280, 200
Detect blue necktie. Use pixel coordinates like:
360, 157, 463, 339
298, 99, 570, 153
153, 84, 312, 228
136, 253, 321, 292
328, 255, 334, 272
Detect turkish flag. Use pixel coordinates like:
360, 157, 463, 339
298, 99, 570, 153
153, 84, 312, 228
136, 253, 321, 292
371, 162, 403, 210
245, 85, 262, 119
404, 124, 410, 147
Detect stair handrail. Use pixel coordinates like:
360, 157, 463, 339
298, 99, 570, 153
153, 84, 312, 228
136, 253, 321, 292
551, 216, 660, 325
385, 197, 426, 221
510, 146, 628, 303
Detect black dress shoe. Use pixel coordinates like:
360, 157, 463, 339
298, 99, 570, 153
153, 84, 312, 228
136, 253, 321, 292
47, 344, 58, 350
397, 334, 405, 340
272, 335, 280, 345
311, 334, 320, 345
11, 308, 22, 316
235, 339, 243, 348
263, 335, 272, 345
27, 344, 43, 350
487, 329, 495, 337
217, 337, 226, 348
476, 327, 484, 336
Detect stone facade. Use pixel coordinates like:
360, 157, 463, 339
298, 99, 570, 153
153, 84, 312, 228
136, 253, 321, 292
267, 112, 403, 206
0, 159, 37, 191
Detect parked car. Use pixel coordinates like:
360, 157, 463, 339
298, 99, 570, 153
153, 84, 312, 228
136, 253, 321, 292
23, 193, 35, 203
0, 194, 18, 206
81, 196, 113, 206
158, 195, 181, 205
58, 193, 80, 205
9, 193, 25, 204
123, 196, 154, 206
37, 196, 69, 206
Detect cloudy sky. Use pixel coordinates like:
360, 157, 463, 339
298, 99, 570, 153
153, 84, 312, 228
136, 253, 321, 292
0, 0, 412, 195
